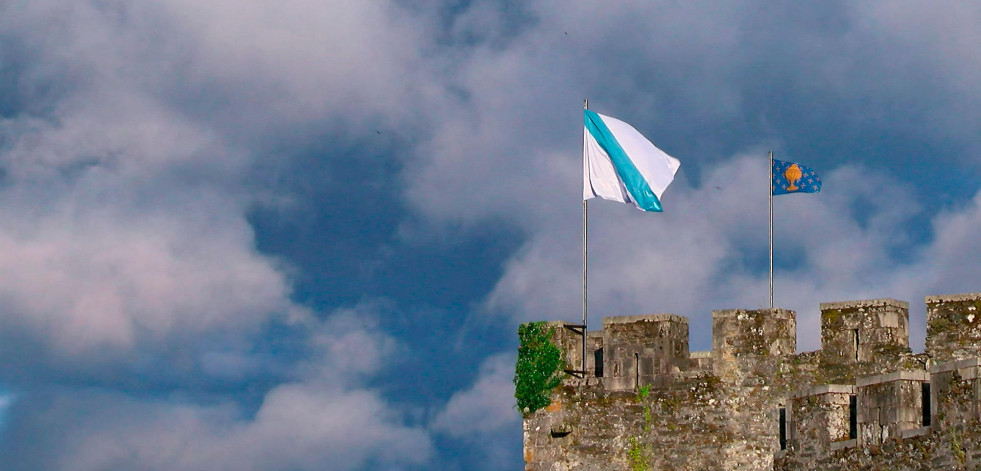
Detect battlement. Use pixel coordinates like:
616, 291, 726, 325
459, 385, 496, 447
820, 298, 910, 366
593, 314, 689, 389
926, 292, 981, 363
523, 292, 981, 471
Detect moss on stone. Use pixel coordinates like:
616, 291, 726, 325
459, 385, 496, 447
823, 309, 843, 327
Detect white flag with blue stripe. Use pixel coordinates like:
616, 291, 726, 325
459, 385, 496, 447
583, 110, 680, 212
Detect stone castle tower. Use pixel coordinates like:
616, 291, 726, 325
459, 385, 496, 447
522, 293, 981, 470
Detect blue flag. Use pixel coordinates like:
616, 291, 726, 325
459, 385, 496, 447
772, 159, 821, 195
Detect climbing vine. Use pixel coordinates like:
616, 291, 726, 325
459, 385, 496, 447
627, 437, 650, 471
637, 384, 652, 432
514, 322, 565, 416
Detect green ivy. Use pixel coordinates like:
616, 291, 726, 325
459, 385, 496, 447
627, 437, 650, 471
949, 428, 966, 464
514, 322, 565, 416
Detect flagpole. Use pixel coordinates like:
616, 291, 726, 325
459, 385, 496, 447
582, 98, 588, 374
769, 150, 774, 309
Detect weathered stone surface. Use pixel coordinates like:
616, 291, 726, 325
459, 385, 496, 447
523, 294, 981, 470
788, 384, 854, 458
820, 298, 909, 367
602, 314, 689, 390
927, 293, 981, 363
931, 358, 981, 431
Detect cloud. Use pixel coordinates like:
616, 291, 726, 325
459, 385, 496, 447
432, 352, 522, 470
433, 352, 519, 436
0, 1, 303, 374
480, 153, 960, 352
0, 102, 293, 375
0, 385, 431, 471
393, 2, 981, 358
0, 392, 10, 428
0, 3, 438, 468
2, 1, 981, 470
403, 0, 981, 234
0, 306, 433, 471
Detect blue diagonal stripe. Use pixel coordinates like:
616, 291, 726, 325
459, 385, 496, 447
584, 110, 662, 212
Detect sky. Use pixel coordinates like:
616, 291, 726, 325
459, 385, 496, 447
1, 1, 981, 469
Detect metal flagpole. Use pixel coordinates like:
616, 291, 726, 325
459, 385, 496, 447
582, 99, 588, 373
769, 150, 774, 309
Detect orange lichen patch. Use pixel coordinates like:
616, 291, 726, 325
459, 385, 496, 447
524, 448, 533, 463
545, 399, 562, 412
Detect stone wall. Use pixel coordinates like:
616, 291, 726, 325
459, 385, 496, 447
927, 294, 981, 363
522, 292, 981, 470
601, 315, 689, 390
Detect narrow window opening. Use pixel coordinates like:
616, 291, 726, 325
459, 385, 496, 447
594, 348, 604, 378
848, 395, 857, 440
853, 329, 860, 361
779, 408, 787, 450
922, 382, 931, 427
876, 407, 884, 441
634, 352, 640, 388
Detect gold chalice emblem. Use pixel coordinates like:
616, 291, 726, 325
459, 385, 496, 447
784, 164, 802, 191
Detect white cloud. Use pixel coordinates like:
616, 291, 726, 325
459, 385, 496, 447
432, 352, 522, 470
0, 393, 10, 426
157, 0, 436, 121
0, 1, 302, 365
0, 184, 291, 358
0, 4, 438, 468
3, 386, 430, 471
393, 2, 981, 357
2, 1, 981, 469
433, 352, 519, 437
403, 0, 981, 235
0, 306, 432, 471
479, 153, 979, 353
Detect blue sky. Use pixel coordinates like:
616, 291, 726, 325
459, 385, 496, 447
2, 1, 981, 469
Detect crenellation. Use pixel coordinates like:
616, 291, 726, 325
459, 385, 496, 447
601, 314, 689, 390
712, 308, 794, 390
541, 321, 588, 381
523, 293, 981, 470
819, 298, 909, 366
926, 292, 981, 363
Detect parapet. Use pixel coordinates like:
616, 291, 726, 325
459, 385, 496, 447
788, 384, 855, 453
557, 294, 981, 392
524, 292, 981, 471
712, 308, 796, 386
820, 298, 909, 365
926, 293, 981, 363
600, 314, 689, 390
712, 308, 796, 357
854, 370, 929, 445
929, 357, 981, 430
